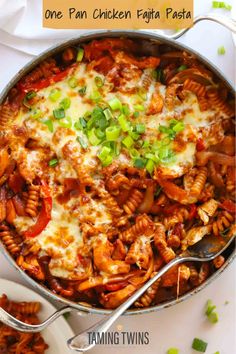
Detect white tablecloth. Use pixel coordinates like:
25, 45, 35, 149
0, 0, 235, 353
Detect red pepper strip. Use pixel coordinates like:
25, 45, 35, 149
196, 138, 205, 152
188, 204, 197, 219
220, 200, 236, 214
24, 181, 52, 237
105, 281, 128, 292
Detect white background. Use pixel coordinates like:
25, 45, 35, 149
0, 0, 235, 353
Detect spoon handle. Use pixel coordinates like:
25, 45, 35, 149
68, 255, 197, 352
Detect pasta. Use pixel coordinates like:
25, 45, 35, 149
0, 37, 235, 309
0, 294, 48, 353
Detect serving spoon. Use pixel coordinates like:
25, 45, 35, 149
0, 233, 235, 351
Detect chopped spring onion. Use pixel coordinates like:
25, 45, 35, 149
146, 159, 155, 175
144, 153, 159, 164
128, 128, 140, 141
49, 88, 61, 102
77, 48, 84, 62
58, 116, 72, 129
95, 76, 104, 88
135, 123, 146, 134
177, 64, 187, 72
122, 105, 130, 116
108, 97, 122, 111
97, 146, 113, 166
167, 348, 179, 354
95, 128, 106, 139
68, 77, 78, 88
122, 135, 134, 148
129, 148, 140, 159
133, 104, 145, 112
26, 91, 36, 100
30, 109, 42, 120
208, 311, 219, 323
218, 46, 226, 55
142, 140, 150, 149
74, 117, 87, 130
192, 338, 208, 352
212, 1, 232, 10
60, 97, 71, 109
43, 119, 53, 133
205, 300, 219, 323
214, 352, 220, 354
87, 128, 101, 146
90, 91, 101, 102
118, 114, 130, 132
53, 108, 65, 119
172, 121, 185, 132
77, 136, 88, 149
106, 126, 121, 141
103, 108, 113, 120
78, 86, 87, 95
48, 158, 58, 167
134, 157, 146, 169
133, 111, 140, 118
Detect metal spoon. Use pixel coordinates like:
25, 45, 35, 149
67, 233, 235, 352
0, 233, 234, 346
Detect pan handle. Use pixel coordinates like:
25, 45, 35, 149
169, 14, 236, 39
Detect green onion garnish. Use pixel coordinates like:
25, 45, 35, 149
97, 146, 113, 166
133, 104, 145, 112
214, 352, 220, 354
122, 135, 134, 148
74, 117, 87, 130
108, 97, 122, 111
172, 121, 184, 132
53, 108, 65, 119
106, 126, 121, 141
30, 109, 42, 120
78, 86, 87, 96
48, 158, 58, 167
205, 300, 219, 324
142, 140, 150, 149
77, 136, 88, 149
90, 91, 101, 102
95, 128, 105, 139
103, 108, 113, 120
77, 48, 84, 62
212, 1, 232, 10
118, 114, 130, 132
177, 64, 187, 72
129, 148, 140, 159
128, 130, 140, 141
133, 111, 139, 118
49, 88, 61, 102
95, 76, 104, 88
26, 91, 36, 100
60, 97, 71, 109
58, 116, 72, 129
122, 105, 130, 116
146, 159, 155, 175
43, 119, 54, 133
167, 348, 179, 354
134, 157, 147, 169
218, 46, 226, 55
135, 123, 146, 134
68, 77, 78, 88
87, 128, 101, 146
192, 338, 208, 352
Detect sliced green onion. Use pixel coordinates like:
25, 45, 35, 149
103, 108, 113, 120
159, 125, 171, 134
129, 130, 140, 141
122, 105, 130, 116
133, 104, 145, 112
43, 119, 53, 133
60, 97, 71, 110
133, 111, 139, 118
101, 155, 113, 166
53, 108, 65, 119
129, 148, 140, 159
208, 311, 219, 323
77, 48, 84, 62
49, 88, 61, 102
74, 117, 87, 130
167, 348, 179, 354
95, 76, 104, 88
58, 116, 72, 129
192, 338, 208, 352
106, 126, 121, 141
142, 140, 150, 149
68, 77, 78, 88
95, 128, 106, 139
90, 91, 101, 102
122, 136, 134, 148
135, 123, 146, 134
177, 64, 187, 72
97, 146, 113, 166
77, 136, 88, 149
214, 352, 220, 354
87, 128, 101, 146
48, 158, 58, 167
118, 114, 130, 132
161, 136, 171, 146
134, 157, 146, 169
146, 159, 155, 175
108, 97, 122, 111
218, 46, 226, 55
172, 121, 184, 132
78, 86, 87, 96
26, 91, 36, 100
212, 1, 232, 10
30, 109, 42, 120
144, 153, 159, 164
205, 300, 216, 316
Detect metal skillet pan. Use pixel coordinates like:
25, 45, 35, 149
0, 16, 235, 316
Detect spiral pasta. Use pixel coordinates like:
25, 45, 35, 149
25, 184, 40, 217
